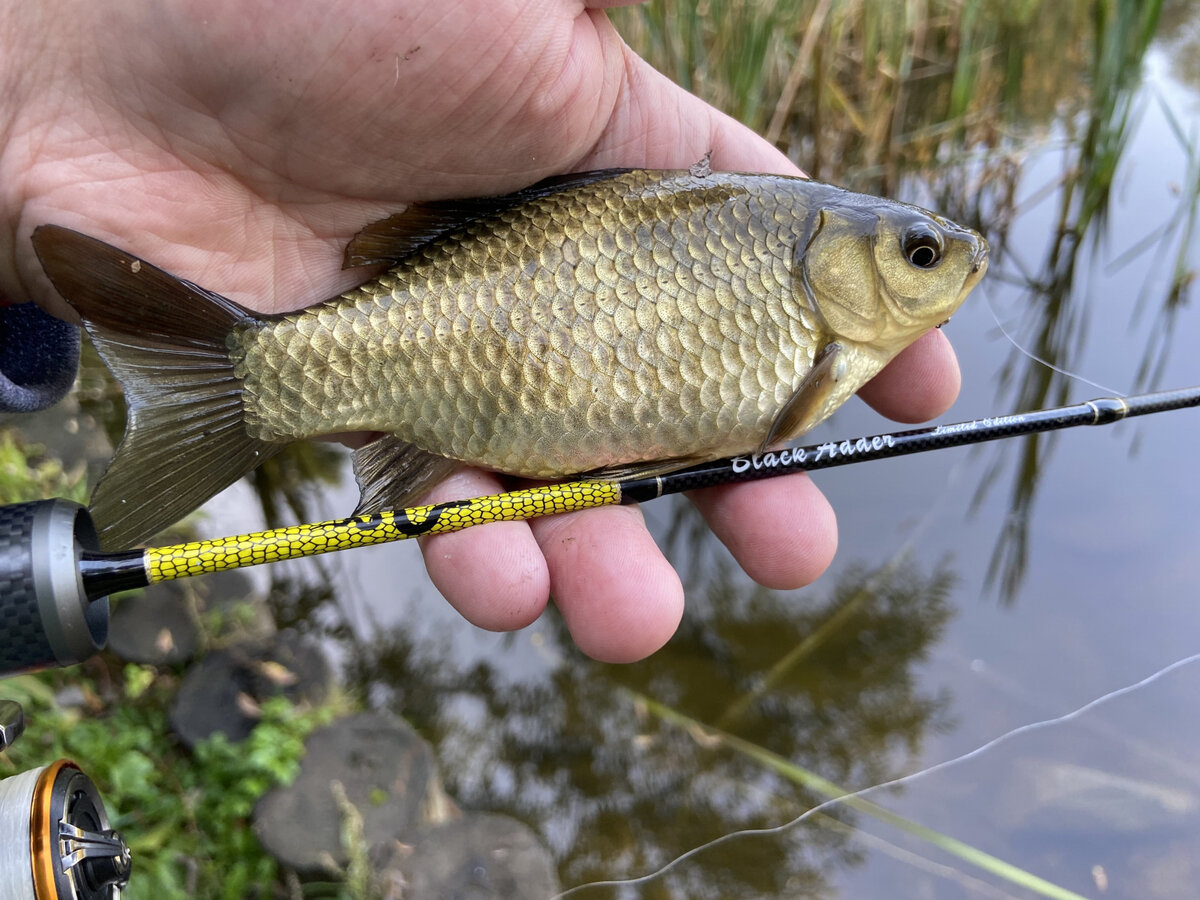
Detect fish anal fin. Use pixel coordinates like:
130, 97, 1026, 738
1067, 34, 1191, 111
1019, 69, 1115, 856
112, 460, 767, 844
761, 342, 848, 451
586, 455, 711, 483
342, 168, 635, 268
352, 435, 461, 515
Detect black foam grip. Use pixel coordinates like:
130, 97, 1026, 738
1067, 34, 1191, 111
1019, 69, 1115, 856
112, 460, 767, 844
0, 501, 60, 675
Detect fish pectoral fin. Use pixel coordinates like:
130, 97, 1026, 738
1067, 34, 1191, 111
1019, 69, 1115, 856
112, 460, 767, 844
352, 435, 462, 515
342, 168, 635, 268
586, 455, 711, 482
761, 342, 848, 451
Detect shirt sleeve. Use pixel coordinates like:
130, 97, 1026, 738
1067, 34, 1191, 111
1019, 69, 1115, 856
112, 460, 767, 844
0, 303, 80, 413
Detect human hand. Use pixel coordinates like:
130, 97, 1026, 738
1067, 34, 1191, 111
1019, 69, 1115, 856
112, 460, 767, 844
1, 0, 960, 662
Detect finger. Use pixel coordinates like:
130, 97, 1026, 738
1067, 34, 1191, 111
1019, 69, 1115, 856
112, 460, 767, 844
417, 469, 551, 632
529, 503, 684, 663
857, 328, 961, 423
688, 471, 837, 591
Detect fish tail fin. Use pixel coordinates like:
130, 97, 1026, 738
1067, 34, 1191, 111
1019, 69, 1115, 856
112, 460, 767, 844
32, 225, 281, 549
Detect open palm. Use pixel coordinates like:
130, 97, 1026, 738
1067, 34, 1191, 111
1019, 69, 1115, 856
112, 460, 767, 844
3, 0, 960, 661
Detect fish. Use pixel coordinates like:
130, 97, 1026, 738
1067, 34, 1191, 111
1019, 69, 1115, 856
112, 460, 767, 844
33, 167, 988, 549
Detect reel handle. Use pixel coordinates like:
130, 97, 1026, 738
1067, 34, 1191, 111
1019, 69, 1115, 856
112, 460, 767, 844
0, 698, 23, 752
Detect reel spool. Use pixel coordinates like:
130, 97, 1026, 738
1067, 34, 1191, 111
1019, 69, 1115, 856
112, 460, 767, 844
0, 703, 130, 899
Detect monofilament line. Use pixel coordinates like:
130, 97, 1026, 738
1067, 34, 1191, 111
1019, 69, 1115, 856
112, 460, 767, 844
984, 289, 1123, 396
553, 650, 1200, 898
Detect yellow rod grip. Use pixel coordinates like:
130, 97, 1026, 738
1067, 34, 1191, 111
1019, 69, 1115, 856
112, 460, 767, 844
145, 480, 621, 584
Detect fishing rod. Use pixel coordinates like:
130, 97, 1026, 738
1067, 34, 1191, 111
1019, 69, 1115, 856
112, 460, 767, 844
0, 386, 1195, 900
0, 384, 1197, 679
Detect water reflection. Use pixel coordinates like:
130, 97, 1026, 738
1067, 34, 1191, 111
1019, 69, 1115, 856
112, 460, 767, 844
250, 442, 345, 530
1159, 0, 1200, 90
968, 0, 1171, 596
340, 552, 955, 897
1127, 97, 1200, 393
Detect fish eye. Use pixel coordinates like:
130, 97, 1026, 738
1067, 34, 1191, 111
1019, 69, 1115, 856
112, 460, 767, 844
902, 224, 944, 269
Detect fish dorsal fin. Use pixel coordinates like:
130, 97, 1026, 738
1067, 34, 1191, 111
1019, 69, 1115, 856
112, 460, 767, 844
760, 342, 848, 451
342, 168, 635, 268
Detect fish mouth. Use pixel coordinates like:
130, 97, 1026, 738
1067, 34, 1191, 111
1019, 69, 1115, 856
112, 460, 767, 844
960, 236, 989, 296
971, 246, 989, 284
942, 220, 988, 272
949, 241, 989, 314
970, 240, 989, 275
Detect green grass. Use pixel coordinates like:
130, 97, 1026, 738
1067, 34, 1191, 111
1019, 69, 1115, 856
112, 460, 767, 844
2, 666, 340, 899
611, 0, 1109, 187
0, 430, 87, 504
0, 428, 355, 899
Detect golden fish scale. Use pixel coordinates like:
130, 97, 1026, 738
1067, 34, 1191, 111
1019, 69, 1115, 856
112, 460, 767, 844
234, 172, 824, 475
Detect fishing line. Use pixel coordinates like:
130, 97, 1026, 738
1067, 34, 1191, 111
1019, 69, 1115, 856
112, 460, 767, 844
966, 656, 1200, 792
983, 287, 1123, 396
552, 649, 1200, 899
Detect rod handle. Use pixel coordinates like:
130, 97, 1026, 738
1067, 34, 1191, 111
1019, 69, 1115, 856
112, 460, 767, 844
0, 500, 108, 677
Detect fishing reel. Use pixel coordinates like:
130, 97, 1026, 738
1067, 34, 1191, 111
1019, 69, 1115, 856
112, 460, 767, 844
0, 500, 131, 898
0, 703, 130, 899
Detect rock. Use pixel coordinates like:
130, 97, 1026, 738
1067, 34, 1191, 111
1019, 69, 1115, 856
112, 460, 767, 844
169, 631, 332, 748
52, 684, 89, 710
253, 711, 451, 874
108, 581, 201, 665
169, 650, 255, 746
376, 813, 560, 900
